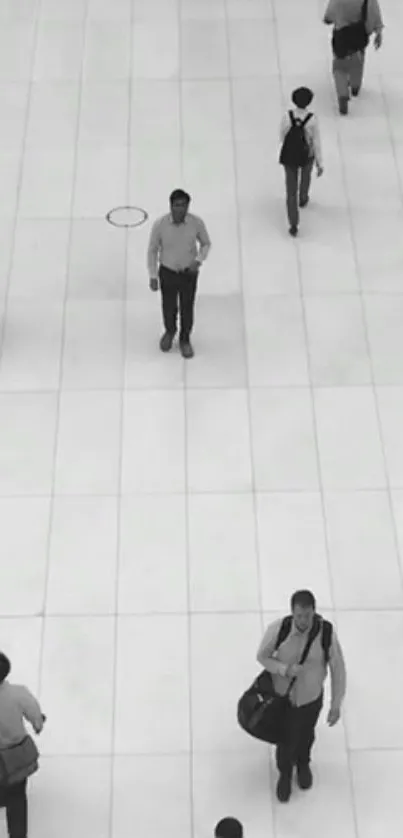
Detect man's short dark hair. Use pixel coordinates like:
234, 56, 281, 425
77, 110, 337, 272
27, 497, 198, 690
169, 189, 191, 205
290, 590, 316, 611
214, 818, 243, 838
0, 653, 11, 684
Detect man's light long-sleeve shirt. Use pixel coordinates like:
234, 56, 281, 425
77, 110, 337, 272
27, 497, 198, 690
147, 213, 211, 278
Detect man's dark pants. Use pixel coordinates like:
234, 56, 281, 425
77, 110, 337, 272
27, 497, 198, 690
284, 158, 314, 229
0, 780, 28, 838
276, 692, 323, 776
159, 265, 198, 343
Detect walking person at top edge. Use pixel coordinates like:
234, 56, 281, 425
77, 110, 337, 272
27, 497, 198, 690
323, 0, 384, 115
257, 590, 346, 803
147, 189, 211, 359
279, 87, 323, 238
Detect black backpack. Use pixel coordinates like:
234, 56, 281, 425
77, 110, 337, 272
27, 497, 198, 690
332, 0, 369, 60
279, 112, 313, 168
274, 614, 332, 664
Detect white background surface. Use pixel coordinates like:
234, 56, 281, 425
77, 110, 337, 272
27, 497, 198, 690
0, 0, 403, 836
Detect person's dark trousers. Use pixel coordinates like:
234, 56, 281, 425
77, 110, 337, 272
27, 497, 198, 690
276, 692, 323, 777
0, 780, 28, 838
158, 265, 198, 343
284, 159, 314, 229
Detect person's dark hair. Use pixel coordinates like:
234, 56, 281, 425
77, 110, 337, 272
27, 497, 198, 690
0, 653, 11, 684
291, 86, 314, 109
214, 819, 243, 838
169, 188, 191, 205
290, 590, 316, 611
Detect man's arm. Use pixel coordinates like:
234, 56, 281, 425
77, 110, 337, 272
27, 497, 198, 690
196, 219, 211, 264
328, 632, 347, 712
19, 686, 45, 734
257, 620, 288, 677
147, 220, 161, 278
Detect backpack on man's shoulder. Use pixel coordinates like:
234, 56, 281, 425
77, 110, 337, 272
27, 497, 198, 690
277, 614, 333, 665
279, 111, 313, 168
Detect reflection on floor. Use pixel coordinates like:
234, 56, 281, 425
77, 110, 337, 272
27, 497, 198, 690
0, 0, 402, 836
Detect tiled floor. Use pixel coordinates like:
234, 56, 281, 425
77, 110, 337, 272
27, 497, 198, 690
0, 0, 402, 836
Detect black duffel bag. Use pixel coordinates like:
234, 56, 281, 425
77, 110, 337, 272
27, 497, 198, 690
237, 615, 322, 744
332, 0, 369, 59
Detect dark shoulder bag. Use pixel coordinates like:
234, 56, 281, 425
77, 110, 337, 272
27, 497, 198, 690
0, 735, 39, 787
332, 0, 369, 59
237, 615, 322, 745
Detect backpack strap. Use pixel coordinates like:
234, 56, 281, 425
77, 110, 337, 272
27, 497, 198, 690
302, 113, 313, 127
274, 615, 293, 651
321, 619, 333, 666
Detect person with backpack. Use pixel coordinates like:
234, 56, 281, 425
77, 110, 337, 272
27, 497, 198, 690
0, 652, 45, 838
279, 87, 323, 238
323, 0, 384, 115
256, 590, 346, 803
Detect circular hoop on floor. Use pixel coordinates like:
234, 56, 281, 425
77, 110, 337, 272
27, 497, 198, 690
106, 206, 148, 228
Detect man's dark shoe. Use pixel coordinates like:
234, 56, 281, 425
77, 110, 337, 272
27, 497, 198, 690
297, 764, 313, 790
276, 773, 292, 803
159, 332, 174, 352
289, 225, 298, 237
299, 197, 309, 208
338, 96, 348, 115
180, 341, 194, 359
351, 86, 360, 97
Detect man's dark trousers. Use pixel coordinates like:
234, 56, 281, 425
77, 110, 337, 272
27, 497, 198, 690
276, 692, 323, 776
0, 779, 28, 838
284, 158, 314, 229
159, 265, 198, 343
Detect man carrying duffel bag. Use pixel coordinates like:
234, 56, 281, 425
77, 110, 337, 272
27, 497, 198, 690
238, 590, 346, 803
0, 652, 45, 838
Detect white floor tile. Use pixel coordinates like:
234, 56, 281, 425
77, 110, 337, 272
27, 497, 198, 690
256, 492, 332, 612
78, 81, 129, 147
245, 296, 309, 386
130, 80, 180, 145
55, 391, 121, 495
377, 388, 403, 488
339, 610, 403, 748
250, 389, 319, 490
0, 150, 23, 217
325, 491, 403, 609
314, 388, 386, 489
0, 82, 29, 150
41, 617, 115, 754
10, 219, 69, 299
228, 20, 278, 77
47, 497, 118, 614
118, 494, 188, 613
181, 20, 228, 79
0, 22, 36, 81
26, 81, 79, 148
132, 22, 179, 79
114, 615, 189, 753
184, 295, 247, 388
191, 613, 261, 753
68, 219, 126, 300
113, 756, 191, 838
30, 758, 111, 838
0, 393, 57, 494
88, 0, 131, 21
122, 390, 185, 493
0, 301, 63, 390
351, 751, 403, 838
186, 389, 252, 492
365, 295, 403, 384
305, 295, 371, 385
124, 299, 186, 390
181, 81, 232, 146
83, 22, 130, 80
33, 22, 85, 81
62, 301, 124, 389
0, 498, 49, 614
73, 147, 128, 218
0, 218, 17, 298
19, 149, 75, 217
188, 493, 259, 611
39, 0, 87, 21
0, 616, 42, 692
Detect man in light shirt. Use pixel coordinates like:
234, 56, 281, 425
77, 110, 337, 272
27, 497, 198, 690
279, 87, 323, 237
147, 189, 211, 359
323, 0, 384, 114
0, 652, 45, 838
257, 590, 346, 803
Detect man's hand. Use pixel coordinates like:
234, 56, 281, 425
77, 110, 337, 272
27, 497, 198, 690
374, 31, 382, 50
187, 260, 201, 274
327, 707, 340, 726
149, 277, 159, 291
316, 165, 324, 177
286, 663, 303, 678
